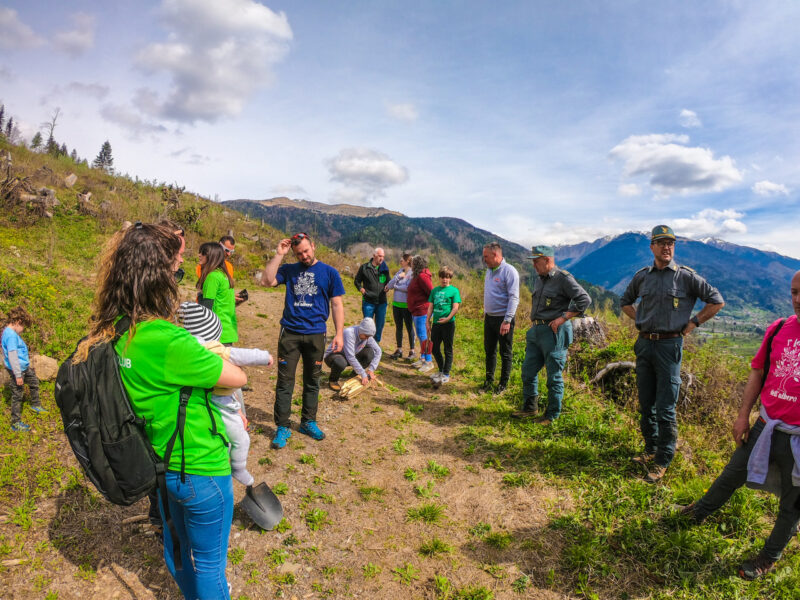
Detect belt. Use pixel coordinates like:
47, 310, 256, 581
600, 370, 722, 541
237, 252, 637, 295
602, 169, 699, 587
639, 332, 682, 340
531, 319, 550, 325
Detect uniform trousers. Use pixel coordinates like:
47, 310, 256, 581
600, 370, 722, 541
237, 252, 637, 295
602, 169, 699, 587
634, 335, 682, 467
521, 322, 572, 420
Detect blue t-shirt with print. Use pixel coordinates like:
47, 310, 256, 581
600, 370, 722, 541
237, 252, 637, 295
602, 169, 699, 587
276, 261, 346, 334
2, 326, 30, 372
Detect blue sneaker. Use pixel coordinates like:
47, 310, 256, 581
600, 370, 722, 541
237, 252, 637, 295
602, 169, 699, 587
298, 421, 325, 441
11, 421, 30, 432
30, 406, 49, 415
271, 426, 292, 449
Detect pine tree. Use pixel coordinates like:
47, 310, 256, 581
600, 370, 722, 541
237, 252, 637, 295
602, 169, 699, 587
59, 143, 68, 156
93, 140, 114, 173
30, 132, 43, 151
0, 105, 5, 134
5, 117, 13, 139
70, 148, 78, 162
46, 134, 59, 155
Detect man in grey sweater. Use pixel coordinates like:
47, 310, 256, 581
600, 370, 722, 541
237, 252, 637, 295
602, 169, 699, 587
481, 242, 520, 394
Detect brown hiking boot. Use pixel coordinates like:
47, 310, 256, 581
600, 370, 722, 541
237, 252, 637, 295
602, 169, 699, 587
631, 452, 655, 469
535, 417, 553, 426
511, 395, 539, 419
644, 465, 667, 484
328, 380, 342, 392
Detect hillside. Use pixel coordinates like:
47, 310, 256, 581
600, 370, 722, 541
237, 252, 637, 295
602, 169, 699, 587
225, 198, 621, 313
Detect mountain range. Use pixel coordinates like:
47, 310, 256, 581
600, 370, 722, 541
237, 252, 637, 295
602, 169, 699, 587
225, 197, 799, 319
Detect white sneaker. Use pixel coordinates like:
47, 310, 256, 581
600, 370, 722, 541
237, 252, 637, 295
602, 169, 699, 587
430, 372, 442, 383
418, 361, 435, 373
439, 375, 450, 384
411, 358, 425, 368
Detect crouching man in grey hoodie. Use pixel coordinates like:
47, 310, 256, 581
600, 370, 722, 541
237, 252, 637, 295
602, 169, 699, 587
324, 317, 383, 392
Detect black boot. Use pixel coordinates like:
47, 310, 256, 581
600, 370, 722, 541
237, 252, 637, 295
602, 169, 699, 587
511, 395, 539, 419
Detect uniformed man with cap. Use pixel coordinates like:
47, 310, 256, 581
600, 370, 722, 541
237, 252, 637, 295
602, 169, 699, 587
516, 245, 591, 424
621, 225, 724, 483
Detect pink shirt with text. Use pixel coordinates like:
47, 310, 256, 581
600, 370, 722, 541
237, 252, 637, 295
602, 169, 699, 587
752, 315, 800, 425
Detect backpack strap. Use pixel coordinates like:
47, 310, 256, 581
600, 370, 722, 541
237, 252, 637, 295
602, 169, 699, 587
158, 385, 192, 572
761, 318, 787, 390
202, 388, 228, 446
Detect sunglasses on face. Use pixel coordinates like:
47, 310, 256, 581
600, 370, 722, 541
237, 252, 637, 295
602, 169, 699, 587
654, 240, 675, 247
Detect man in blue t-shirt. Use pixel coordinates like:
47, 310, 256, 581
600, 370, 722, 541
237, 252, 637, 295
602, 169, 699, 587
261, 232, 345, 449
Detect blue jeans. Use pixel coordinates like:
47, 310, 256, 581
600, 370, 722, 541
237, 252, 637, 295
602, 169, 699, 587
521, 322, 572, 420
159, 472, 234, 600
362, 300, 388, 343
634, 336, 682, 468
413, 315, 432, 360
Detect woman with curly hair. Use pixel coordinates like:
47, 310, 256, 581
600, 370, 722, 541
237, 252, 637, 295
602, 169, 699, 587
78, 222, 246, 600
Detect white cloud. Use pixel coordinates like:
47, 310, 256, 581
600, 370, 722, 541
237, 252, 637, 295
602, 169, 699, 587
100, 103, 168, 137
0, 7, 44, 49
170, 147, 211, 165
610, 133, 742, 195
53, 13, 95, 57
327, 148, 409, 205
617, 183, 641, 197
45, 82, 109, 103
386, 102, 418, 122
269, 185, 308, 198
752, 180, 789, 196
679, 109, 702, 128
672, 208, 747, 238
135, 0, 293, 123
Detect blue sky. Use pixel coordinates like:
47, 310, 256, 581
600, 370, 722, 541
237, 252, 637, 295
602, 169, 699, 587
1, 1, 798, 256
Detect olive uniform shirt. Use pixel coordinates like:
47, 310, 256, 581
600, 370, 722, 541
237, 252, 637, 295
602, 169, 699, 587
530, 268, 591, 321
620, 261, 724, 333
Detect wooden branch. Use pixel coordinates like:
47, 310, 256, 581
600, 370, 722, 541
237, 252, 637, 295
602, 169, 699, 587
591, 361, 636, 384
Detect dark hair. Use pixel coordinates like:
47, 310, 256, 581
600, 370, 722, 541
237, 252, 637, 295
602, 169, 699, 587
77, 223, 182, 360
401, 252, 413, 263
438, 266, 454, 279
4, 306, 32, 328
197, 242, 234, 291
158, 219, 185, 237
483, 242, 502, 253
411, 255, 427, 276
219, 235, 235, 246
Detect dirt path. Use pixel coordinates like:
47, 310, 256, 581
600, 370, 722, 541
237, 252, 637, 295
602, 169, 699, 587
3, 285, 571, 600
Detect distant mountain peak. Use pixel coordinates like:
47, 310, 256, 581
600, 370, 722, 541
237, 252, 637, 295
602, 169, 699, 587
238, 196, 405, 218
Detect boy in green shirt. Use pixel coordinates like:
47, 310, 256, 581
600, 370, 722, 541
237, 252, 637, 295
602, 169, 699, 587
427, 267, 461, 385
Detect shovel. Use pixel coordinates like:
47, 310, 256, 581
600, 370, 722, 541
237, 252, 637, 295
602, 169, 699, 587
240, 483, 284, 530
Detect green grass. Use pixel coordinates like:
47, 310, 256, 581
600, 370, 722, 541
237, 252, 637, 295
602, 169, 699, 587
425, 460, 451, 479
407, 502, 446, 524
419, 536, 453, 557
358, 486, 385, 501
304, 508, 330, 531
391, 562, 420, 585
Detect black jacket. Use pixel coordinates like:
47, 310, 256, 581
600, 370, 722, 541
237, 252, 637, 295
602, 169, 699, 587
354, 260, 390, 304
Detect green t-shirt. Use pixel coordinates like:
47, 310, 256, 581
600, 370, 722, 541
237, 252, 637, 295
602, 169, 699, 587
202, 269, 238, 344
116, 320, 229, 476
429, 285, 462, 322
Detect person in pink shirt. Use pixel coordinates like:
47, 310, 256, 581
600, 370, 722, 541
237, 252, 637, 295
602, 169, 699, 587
679, 270, 800, 580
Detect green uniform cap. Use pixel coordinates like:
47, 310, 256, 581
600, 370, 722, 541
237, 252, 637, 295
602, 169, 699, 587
528, 245, 554, 259
650, 225, 676, 241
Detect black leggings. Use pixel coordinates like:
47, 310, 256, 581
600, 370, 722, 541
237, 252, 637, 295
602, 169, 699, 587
392, 304, 415, 349
431, 320, 456, 375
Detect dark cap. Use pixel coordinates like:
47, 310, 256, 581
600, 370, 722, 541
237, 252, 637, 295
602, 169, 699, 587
528, 245, 554, 259
651, 225, 676, 241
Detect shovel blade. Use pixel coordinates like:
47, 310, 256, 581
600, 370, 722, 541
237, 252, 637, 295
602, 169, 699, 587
241, 482, 283, 530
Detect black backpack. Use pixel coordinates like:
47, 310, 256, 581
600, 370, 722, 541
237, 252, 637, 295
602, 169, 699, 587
55, 316, 191, 568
